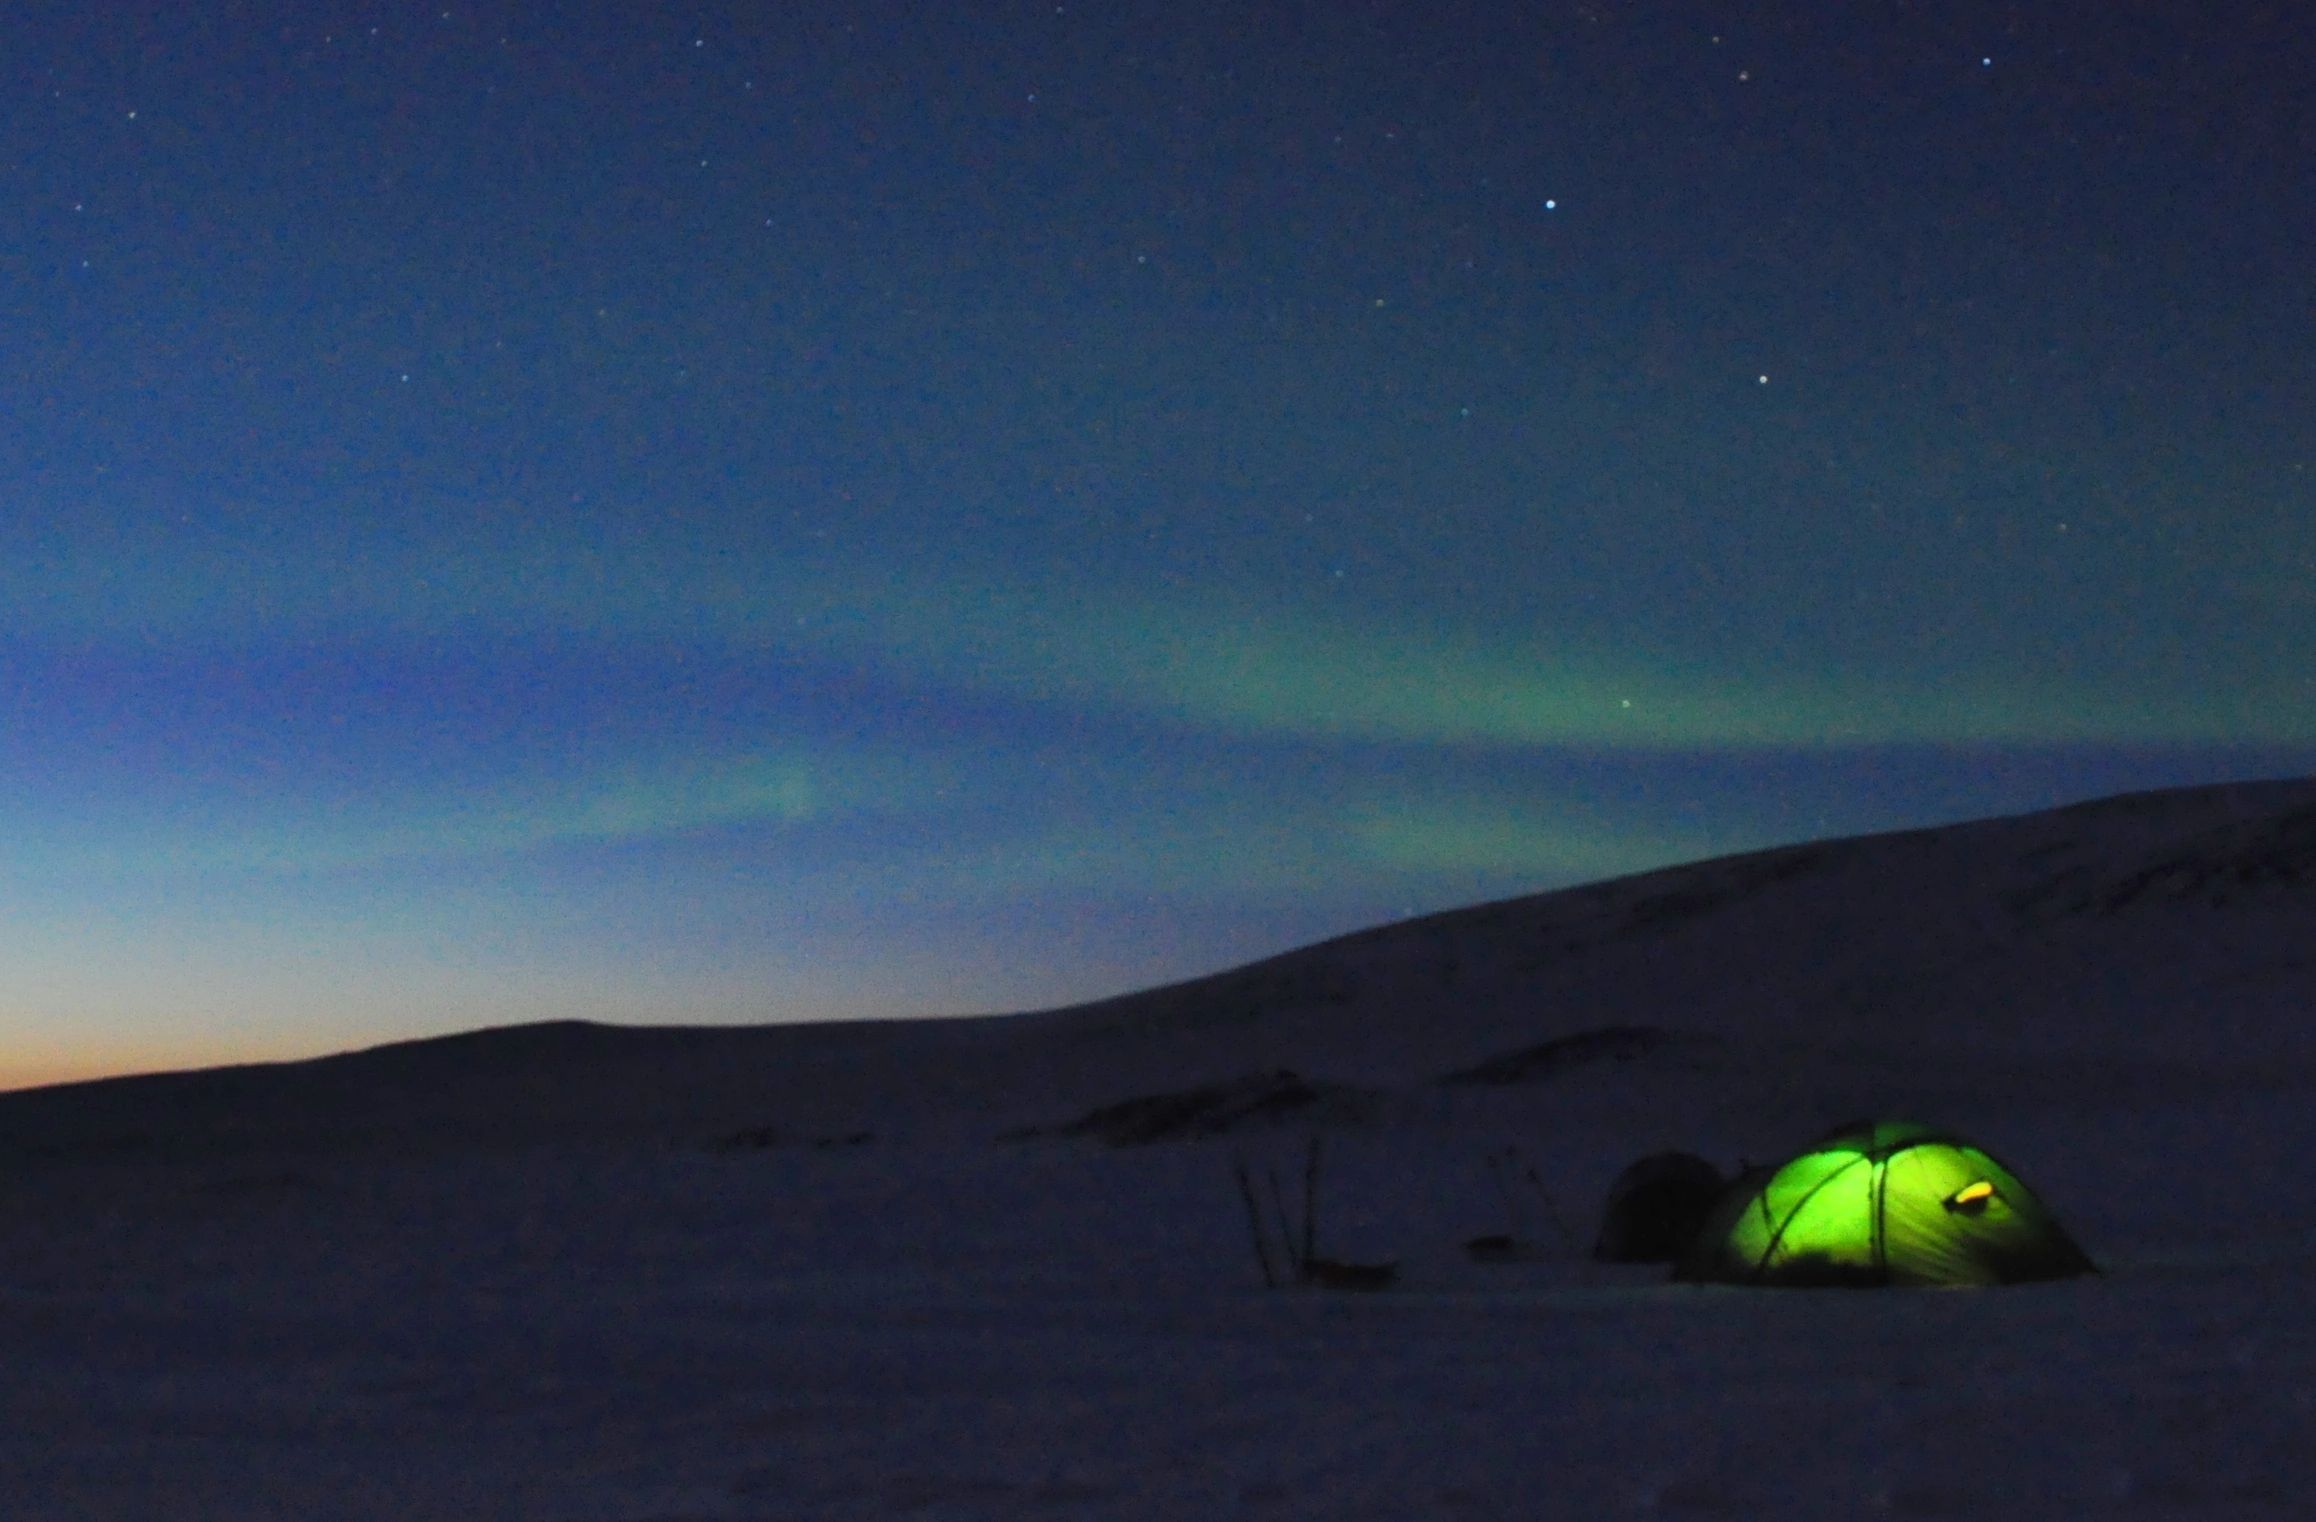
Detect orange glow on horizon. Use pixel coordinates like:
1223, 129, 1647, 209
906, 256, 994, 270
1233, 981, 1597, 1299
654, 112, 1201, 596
0, 1037, 295, 1095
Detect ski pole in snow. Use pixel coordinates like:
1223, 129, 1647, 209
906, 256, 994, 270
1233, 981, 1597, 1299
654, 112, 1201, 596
1232, 1156, 1280, 1288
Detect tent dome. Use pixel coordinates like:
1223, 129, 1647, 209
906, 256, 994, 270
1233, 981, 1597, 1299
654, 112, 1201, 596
1676, 1120, 2097, 1287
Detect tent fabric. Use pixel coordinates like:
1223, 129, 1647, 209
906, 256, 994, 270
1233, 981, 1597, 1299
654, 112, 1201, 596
1676, 1120, 2097, 1287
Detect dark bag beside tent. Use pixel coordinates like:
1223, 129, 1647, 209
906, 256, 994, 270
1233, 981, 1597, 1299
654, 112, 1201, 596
1676, 1119, 2096, 1287
1594, 1151, 1725, 1263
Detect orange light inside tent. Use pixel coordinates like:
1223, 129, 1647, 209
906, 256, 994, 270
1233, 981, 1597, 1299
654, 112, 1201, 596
1945, 1180, 1996, 1216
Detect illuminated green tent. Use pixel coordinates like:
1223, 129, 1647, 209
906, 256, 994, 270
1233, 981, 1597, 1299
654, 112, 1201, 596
1676, 1120, 2096, 1287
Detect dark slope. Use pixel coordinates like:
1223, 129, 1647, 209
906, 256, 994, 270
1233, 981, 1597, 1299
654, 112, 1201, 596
4, 776, 2309, 1160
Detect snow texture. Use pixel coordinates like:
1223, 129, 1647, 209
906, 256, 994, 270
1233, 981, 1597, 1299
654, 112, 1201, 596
2, 777, 2312, 1519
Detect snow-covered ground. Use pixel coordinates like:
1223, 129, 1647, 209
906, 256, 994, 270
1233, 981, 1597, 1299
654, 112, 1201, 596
3, 778, 2312, 1519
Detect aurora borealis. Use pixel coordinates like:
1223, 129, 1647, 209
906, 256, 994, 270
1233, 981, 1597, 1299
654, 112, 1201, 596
5, 3, 2310, 1085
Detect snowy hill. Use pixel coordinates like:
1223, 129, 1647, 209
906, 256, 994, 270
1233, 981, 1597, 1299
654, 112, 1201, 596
2, 777, 2313, 1519
5, 775, 2308, 1157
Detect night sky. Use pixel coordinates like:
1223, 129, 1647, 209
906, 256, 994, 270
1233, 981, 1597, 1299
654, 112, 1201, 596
5, 2, 2311, 1087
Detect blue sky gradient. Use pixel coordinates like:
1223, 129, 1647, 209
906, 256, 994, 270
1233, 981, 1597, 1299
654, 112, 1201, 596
4, 2, 2310, 1084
